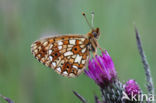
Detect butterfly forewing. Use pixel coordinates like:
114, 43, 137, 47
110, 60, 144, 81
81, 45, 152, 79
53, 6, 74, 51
31, 35, 90, 77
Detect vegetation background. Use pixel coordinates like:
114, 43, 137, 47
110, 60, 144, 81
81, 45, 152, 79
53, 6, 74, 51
0, 0, 155, 103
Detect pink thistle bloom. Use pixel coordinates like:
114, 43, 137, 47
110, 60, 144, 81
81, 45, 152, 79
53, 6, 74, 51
124, 79, 141, 97
85, 50, 117, 88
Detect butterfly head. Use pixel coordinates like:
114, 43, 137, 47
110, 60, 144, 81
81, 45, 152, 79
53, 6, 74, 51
87, 27, 100, 40
91, 27, 100, 39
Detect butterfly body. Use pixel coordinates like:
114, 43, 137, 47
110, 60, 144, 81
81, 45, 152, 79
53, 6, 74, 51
31, 12, 101, 77
31, 28, 100, 77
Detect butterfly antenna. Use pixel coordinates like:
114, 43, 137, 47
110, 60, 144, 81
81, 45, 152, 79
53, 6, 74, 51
82, 12, 93, 29
91, 11, 95, 28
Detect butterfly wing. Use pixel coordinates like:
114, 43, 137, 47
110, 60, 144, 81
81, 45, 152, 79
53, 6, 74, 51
31, 35, 90, 77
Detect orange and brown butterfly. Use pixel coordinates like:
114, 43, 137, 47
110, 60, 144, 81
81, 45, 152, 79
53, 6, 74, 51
31, 12, 102, 77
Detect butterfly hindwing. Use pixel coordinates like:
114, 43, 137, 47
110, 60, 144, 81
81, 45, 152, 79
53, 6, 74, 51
31, 35, 90, 77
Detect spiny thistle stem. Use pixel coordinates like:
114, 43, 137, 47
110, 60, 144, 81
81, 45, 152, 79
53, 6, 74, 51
135, 27, 154, 102
73, 91, 87, 103
100, 88, 105, 102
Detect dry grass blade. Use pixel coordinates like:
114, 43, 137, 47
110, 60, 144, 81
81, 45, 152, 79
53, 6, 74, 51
73, 90, 87, 103
135, 27, 154, 103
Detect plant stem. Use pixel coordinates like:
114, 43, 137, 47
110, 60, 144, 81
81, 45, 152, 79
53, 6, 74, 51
135, 27, 154, 103
73, 90, 87, 103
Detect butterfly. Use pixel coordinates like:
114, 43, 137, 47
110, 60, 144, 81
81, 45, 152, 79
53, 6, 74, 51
31, 12, 102, 77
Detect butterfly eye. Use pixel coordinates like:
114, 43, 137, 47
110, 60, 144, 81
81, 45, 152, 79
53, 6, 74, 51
92, 32, 97, 38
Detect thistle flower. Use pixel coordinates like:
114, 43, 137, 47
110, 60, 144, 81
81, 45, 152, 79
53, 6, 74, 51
85, 50, 123, 102
85, 50, 117, 88
124, 80, 141, 97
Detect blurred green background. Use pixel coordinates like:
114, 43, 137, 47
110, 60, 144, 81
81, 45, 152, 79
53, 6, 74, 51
0, 0, 156, 103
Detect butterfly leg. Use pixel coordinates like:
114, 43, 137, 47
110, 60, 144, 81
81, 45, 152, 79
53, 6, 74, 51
90, 37, 104, 54
92, 51, 105, 72
93, 52, 97, 58
91, 41, 104, 72
97, 42, 105, 52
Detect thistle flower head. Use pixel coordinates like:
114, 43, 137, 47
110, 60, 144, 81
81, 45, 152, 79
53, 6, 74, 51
124, 79, 141, 97
85, 50, 117, 88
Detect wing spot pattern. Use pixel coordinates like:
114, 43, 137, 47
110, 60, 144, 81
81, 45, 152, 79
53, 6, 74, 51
31, 35, 90, 77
